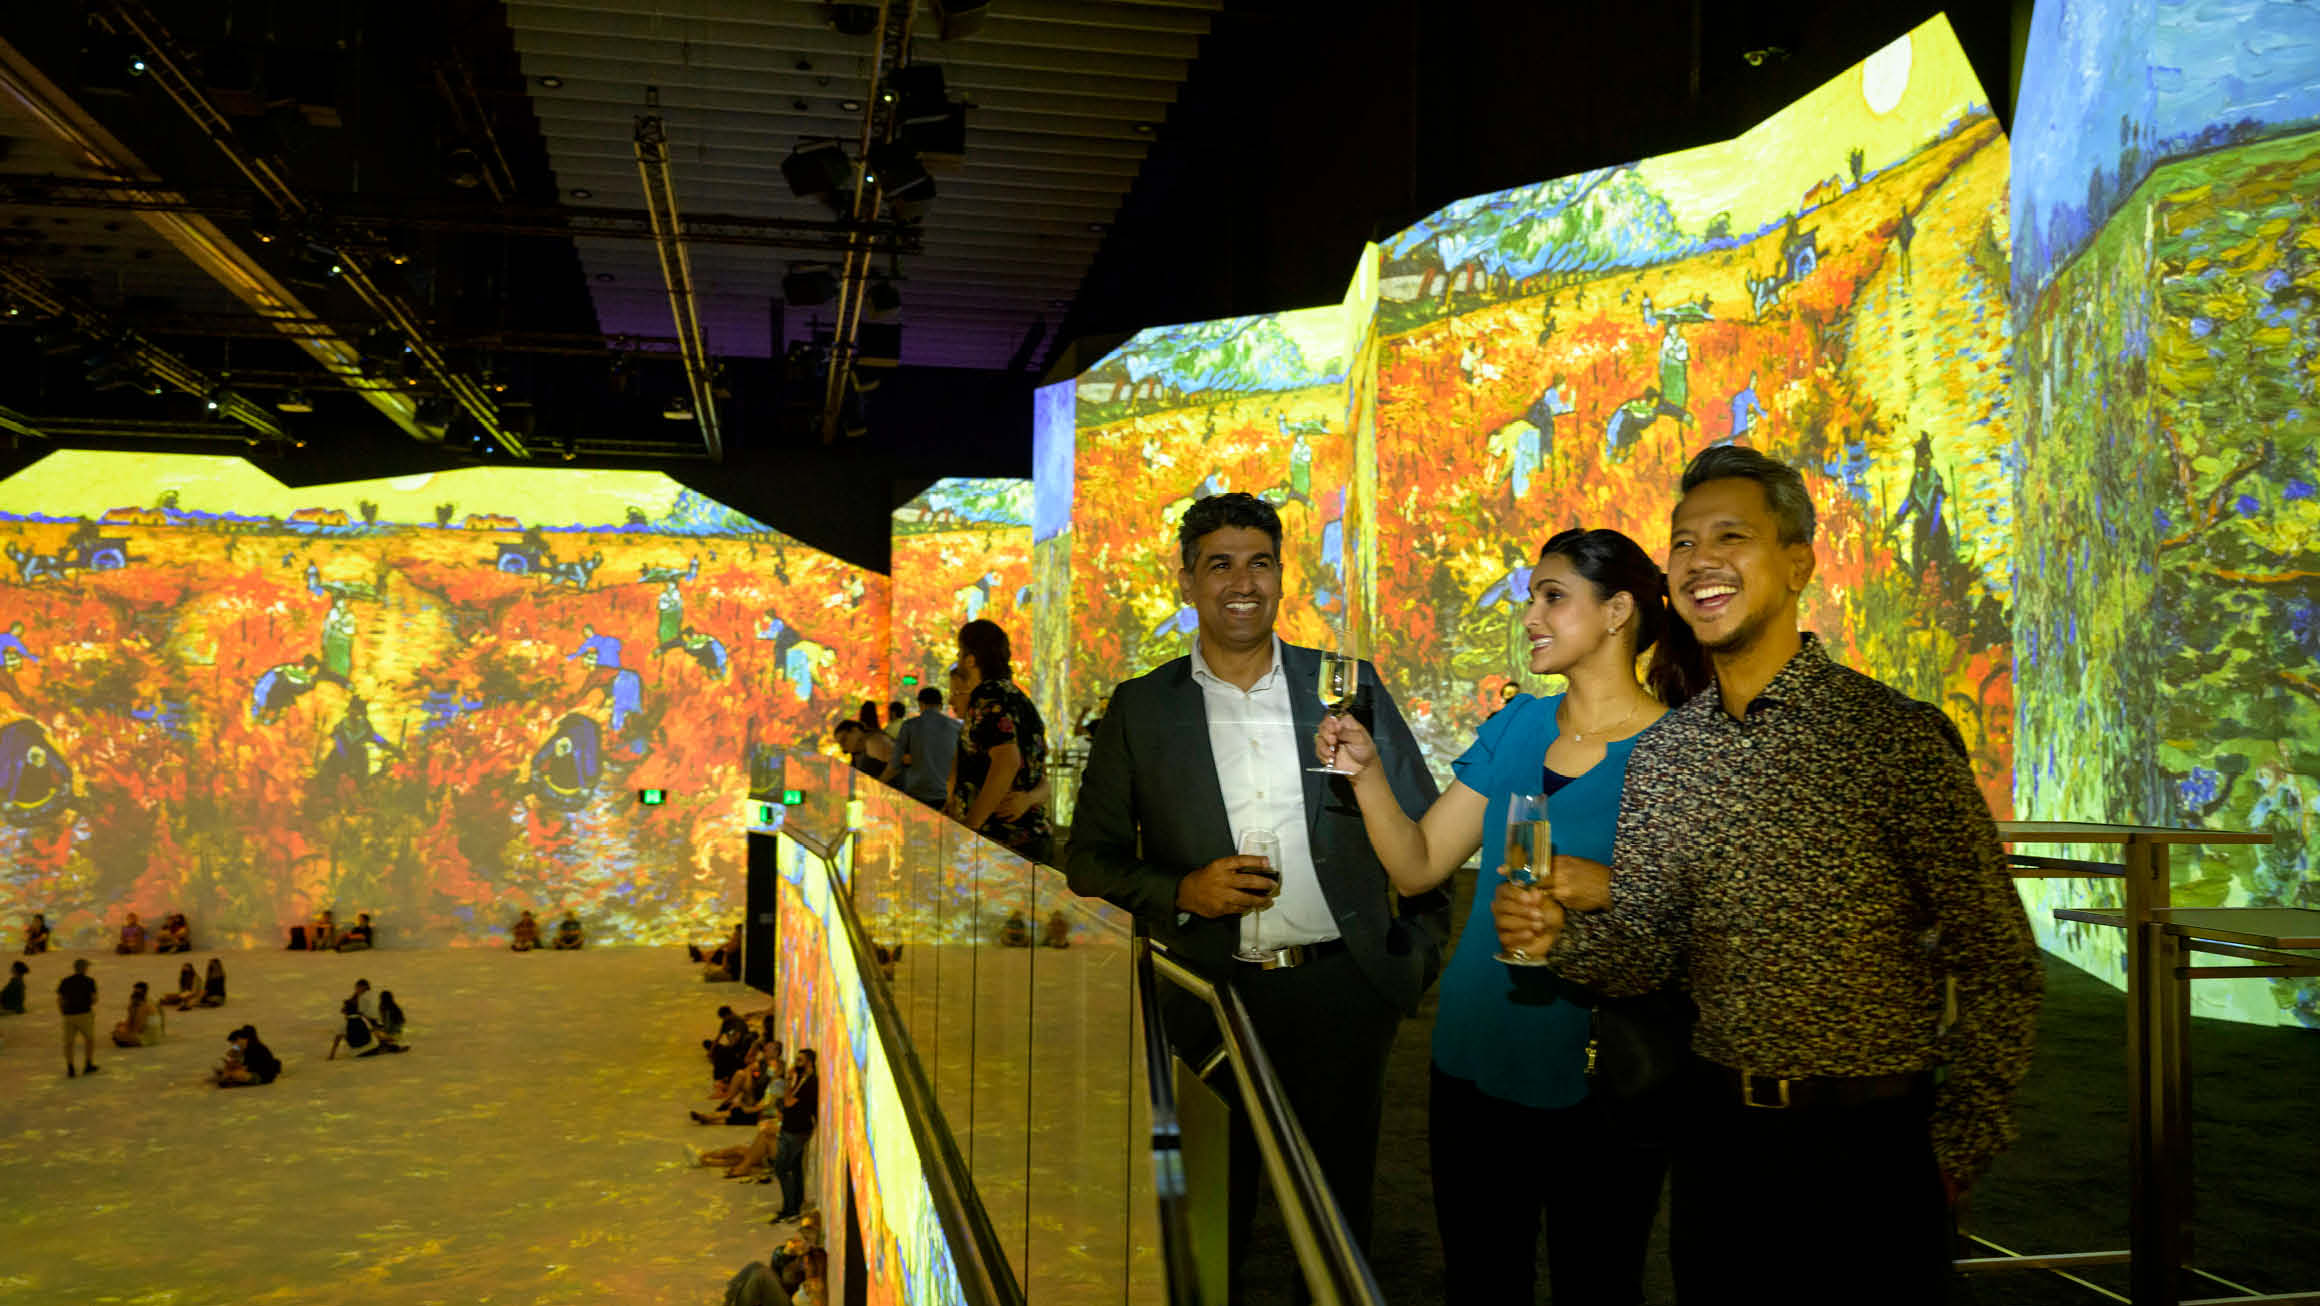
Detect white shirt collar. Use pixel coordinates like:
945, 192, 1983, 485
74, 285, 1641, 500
1189, 633, 1286, 692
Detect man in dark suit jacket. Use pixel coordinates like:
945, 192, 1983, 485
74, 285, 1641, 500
1067, 492, 1444, 1262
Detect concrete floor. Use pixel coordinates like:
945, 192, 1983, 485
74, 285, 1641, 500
0, 946, 776, 1305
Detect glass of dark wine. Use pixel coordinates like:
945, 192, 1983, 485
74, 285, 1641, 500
1309, 651, 1360, 775
1232, 827, 1283, 963
1495, 793, 1554, 967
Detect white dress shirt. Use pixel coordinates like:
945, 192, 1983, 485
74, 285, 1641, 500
1189, 636, 1338, 949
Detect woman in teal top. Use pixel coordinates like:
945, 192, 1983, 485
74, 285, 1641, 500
1322, 527, 1704, 1306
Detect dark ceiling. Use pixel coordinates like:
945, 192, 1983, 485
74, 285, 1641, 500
0, 0, 2023, 570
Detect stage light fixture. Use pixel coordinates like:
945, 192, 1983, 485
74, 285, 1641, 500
867, 142, 934, 217
783, 267, 838, 306
662, 395, 694, 421
867, 278, 901, 320
904, 102, 968, 161
781, 139, 853, 200
443, 145, 485, 190
384, 231, 414, 266
278, 389, 314, 413
931, 0, 990, 40
250, 208, 282, 244
413, 395, 452, 437
857, 321, 902, 368
827, 4, 878, 37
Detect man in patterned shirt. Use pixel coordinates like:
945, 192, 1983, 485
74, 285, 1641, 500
1495, 445, 2041, 1301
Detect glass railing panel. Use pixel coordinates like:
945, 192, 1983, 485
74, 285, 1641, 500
1024, 867, 1148, 1302
930, 811, 982, 1151
968, 841, 1039, 1283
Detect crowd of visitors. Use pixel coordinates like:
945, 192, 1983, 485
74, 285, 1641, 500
828, 620, 1055, 867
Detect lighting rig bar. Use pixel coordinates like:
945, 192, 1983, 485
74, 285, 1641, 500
0, 261, 284, 440
0, 32, 426, 444
0, 177, 923, 256
633, 93, 721, 462
94, 1, 527, 458
821, 0, 909, 443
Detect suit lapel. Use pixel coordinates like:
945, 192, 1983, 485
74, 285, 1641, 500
1164, 658, 1235, 857
1281, 642, 1328, 850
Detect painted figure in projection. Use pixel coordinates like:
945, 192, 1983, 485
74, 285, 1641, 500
0, 719, 72, 825
0, 456, 888, 946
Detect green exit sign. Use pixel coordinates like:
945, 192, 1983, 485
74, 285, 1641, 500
752, 801, 776, 825
902, 674, 918, 686
781, 788, 804, 806
638, 789, 666, 806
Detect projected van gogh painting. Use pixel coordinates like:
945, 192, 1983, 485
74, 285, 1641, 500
889, 478, 1032, 710
1034, 11, 2319, 1028
0, 452, 888, 946
2012, 0, 2320, 1026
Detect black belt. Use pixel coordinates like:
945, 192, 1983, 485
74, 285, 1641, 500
1234, 937, 1348, 971
1706, 1061, 1931, 1110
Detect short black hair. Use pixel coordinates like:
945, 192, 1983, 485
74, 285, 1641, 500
1178, 492, 1283, 570
917, 686, 944, 707
832, 717, 861, 742
1680, 445, 1816, 545
887, 699, 907, 719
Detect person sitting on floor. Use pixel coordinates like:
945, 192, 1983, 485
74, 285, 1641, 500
370, 990, 407, 1053
1042, 910, 1072, 949
333, 982, 378, 1059
693, 1050, 776, 1125
197, 957, 227, 1007
2, 959, 27, 1014
153, 913, 191, 954
698, 924, 742, 981
23, 912, 49, 955
110, 980, 161, 1046
695, 1115, 786, 1180
336, 913, 374, 953
510, 910, 540, 952
310, 909, 337, 953
159, 961, 201, 1009
115, 912, 147, 955
217, 1025, 280, 1086
554, 911, 584, 950
999, 911, 1032, 947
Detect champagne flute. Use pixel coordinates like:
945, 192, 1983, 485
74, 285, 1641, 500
1232, 828, 1283, 963
1495, 793, 1554, 967
1308, 651, 1360, 775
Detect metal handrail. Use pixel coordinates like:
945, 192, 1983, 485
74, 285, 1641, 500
782, 823, 1027, 1306
1144, 944, 1387, 1306
1133, 941, 1202, 1306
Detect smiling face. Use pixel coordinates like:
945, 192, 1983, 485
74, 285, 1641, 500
1522, 553, 1634, 676
1178, 526, 1282, 658
1666, 477, 1814, 654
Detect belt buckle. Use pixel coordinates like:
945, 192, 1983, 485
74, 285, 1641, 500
1740, 1069, 1791, 1109
1261, 944, 1305, 971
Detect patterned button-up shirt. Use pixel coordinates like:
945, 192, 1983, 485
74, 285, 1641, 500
1551, 634, 2042, 1182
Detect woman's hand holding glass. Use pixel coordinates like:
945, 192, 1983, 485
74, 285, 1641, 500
1315, 712, 1379, 776
1492, 853, 1615, 959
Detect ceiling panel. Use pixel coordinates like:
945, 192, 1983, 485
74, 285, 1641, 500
504, 0, 1214, 369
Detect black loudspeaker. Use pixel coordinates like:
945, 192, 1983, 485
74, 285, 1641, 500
744, 830, 780, 993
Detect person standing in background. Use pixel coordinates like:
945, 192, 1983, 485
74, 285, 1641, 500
772, 1049, 819, 1225
58, 958, 97, 1077
949, 620, 1052, 864
884, 687, 962, 811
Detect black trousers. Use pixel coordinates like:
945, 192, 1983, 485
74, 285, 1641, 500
1429, 1063, 1670, 1306
1670, 1061, 1951, 1305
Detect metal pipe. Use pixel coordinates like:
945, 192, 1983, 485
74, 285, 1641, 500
632, 97, 722, 461
820, 0, 906, 442
94, 1, 525, 457
0, 33, 422, 442
0, 263, 283, 440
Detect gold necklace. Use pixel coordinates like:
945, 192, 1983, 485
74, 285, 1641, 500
1561, 695, 1647, 743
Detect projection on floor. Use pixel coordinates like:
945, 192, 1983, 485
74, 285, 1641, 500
0, 452, 889, 947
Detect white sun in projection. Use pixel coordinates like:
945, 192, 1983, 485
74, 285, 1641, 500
388, 474, 435, 492
1861, 34, 1912, 115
